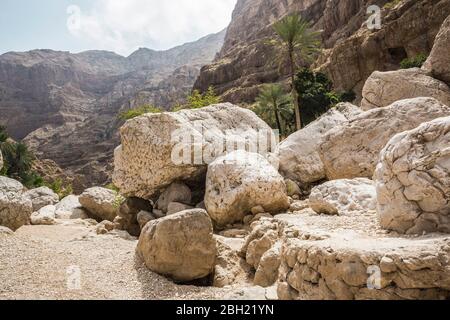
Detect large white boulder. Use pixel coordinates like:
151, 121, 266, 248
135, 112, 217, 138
136, 209, 216, 282
205, 150, 290, 227
30, 205, 57, 225
113, 103, 276, 199
0, 176, 33, 231
309, 178, 377, 216
23, 186, 59, 211
55, 195, 88, 219
319, 97, 450, 180
375, 116, 450, 235
79, 187, 119, 222
423, 15, 450, 84
277, 103, 361, 185
361, 68, 450, 110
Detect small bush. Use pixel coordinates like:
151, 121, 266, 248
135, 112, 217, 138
45, 178, 73, 200
174, 86, 221, 111
119, 105, 162, 120
400, 54, 428, 69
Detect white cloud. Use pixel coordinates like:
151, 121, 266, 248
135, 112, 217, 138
67, 0, 236, 56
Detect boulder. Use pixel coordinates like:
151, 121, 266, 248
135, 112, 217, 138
0, 176, 33, 231
375, 116, 450, 234
361, 69, 450, 110
55, 195, 89, 219
30, 205, 56, 225
277, 103, 361, 185
136, 209, 216, 282
254, 243, 281, 288
155, 182, 192, 213
137, 211, 155, 230
23, 186, 59, 211
113, 103, 276, 199
319, 97, 450, 180
167, 202, 194, 215
79, 187, 119, 222
423, 16, 450, 84
96, 220, 115, 235
205, 150, 290, 227
309, 179, 377, 216
116, 197, 153, 236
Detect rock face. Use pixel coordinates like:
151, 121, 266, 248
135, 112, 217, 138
0, 30, 225, 190
205, 150, 289, 227
361, 69, 450, 110
23, 187, 59, 211
113, 103, 276, 199
277, 103, 361, 185
319, 97, 450, 180
136, 209, 216, 282
79, 187, 119, 222
375, 116, 450, 235
423, 15, 450, 84
309, 179, 377, 216
0, 176, 33, 231
195, 0, 450, 103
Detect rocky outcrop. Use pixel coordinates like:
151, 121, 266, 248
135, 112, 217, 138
1, 30, 225, 190
309, 179, 377, 216
137, 209, 216, 282
23, 187, 59, 211
277, 103, 361, 185
113, 103, 276, 199
423, 15, 450, 84
319, 97, 450, 180
205, 150, 290, 227
375, 116, 450, 235
361, 69, 450, 110
0, 176, 33, 231
79, 187, 119, 222
196, 0, 450, 104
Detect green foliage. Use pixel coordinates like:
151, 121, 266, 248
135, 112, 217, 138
105, 183, 124, 208
384, 0, 402, 9
105, 183, 120, 193
400, 53, 428, 69
294, 68, 353, 127
119, 105, 163, 120
0, 126, 8, 143
254, 84, 294, 136
44, 178, 73, 200
175, 86, 222, 110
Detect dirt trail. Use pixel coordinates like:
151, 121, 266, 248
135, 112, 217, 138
0, 221, 266, 300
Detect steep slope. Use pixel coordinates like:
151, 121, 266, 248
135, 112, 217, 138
194, 0, 450, 103
0, 30, 226, 192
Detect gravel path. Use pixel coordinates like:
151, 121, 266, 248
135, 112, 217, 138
0, 220, 266, 300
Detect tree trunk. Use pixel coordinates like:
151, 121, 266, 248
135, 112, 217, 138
273, 102, 283, 137
289, 49, 301, 130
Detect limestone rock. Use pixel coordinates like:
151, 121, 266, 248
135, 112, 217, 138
24, 186, 59, 211
79, 187, 119, 222
320, 97, 450, 180
96, 220, 115, 235
254, 243, 281, 288
155, 182, 192, 213
30, 205, 56, 225
136, 209, 216, 282
205, 150, 289, 227
116, 197, 153, 236
167, 202, 194, 215
309, 179, 376, 216
113, 103, 276, 199
0, 176, 33, 231
361, 69, 450, 110
137, 211, 155, 230
375, 116, 450, 234
423, 15, 450, 84
55, 195, 88, 219
0, 226, 13, 236
277, 103, 361, 185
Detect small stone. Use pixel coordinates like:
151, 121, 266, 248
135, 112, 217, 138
380, 256, 397, 273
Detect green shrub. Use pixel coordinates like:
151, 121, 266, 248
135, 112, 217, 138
400, 53, 428, 69
119, 105, 162, 120
384, 0, 402, 9
45, 178, 73, 200
174, 86, 221, 111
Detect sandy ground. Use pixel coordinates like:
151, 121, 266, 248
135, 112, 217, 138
0, 220, 267, 300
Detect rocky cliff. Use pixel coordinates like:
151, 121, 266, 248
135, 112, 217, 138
0, 30, 225, 192
194, 0, 450, 103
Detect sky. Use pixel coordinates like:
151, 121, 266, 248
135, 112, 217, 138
0, 0, 237, 56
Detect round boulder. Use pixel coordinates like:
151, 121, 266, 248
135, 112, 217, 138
79, 187, 119, 222
136, 209, 216, 282
0, 176, 33, 231
24, 186, 59, 211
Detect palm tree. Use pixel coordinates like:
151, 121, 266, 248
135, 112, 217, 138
272, 14, 321, 130
255, 84, 293, 136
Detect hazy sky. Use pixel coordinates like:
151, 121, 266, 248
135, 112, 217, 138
0, 0, 237, 56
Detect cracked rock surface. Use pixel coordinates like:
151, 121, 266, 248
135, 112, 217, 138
375, 116, 450, 235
